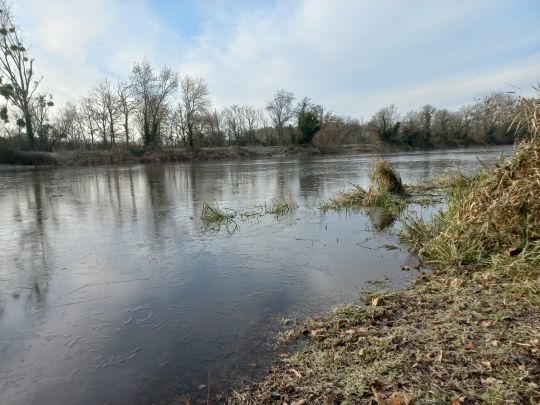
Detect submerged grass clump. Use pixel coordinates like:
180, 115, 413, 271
201, 202, 236, 225
265, 196, 299, 216
320, 158, 408, 215
368, 158, 407, 195
230, 92, 540, 404
319, 185, 367, 211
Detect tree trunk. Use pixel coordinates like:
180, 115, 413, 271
24, 109, 35, 150
188, 122, 194, 148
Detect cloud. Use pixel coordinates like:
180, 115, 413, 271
10, 0, 540, 118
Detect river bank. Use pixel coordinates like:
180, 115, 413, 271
0, 142, 513, 167
0, 144, 388, 166
231, 136, 540, 403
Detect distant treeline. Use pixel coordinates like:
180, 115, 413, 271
0, 1, 528, 153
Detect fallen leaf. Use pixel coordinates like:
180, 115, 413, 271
481, 377, 503, 385
490, 340, 499, 347
507, 246, 522, 256
387, 392, 411, 405
400, 265, 410, 271
371, 297, 380, 306
291, 400, 307, 405
481, 361, 492, 369
289, 368, 302, 379
465, 341, 476, 350
309, 328, 325, 337
435, 351, 443, 362
528, 382, 538, 389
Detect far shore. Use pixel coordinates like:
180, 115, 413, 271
0, 142, 512, 167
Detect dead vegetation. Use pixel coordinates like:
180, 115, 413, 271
320, 158, 409, 216
201, 196, 298, 230
229, 89, 540, 404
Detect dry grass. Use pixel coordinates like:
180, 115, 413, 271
319, 185, 367, 211
229, 89, 540, 404
201, 202, 237, 230
320, 159, 409, 214
265, 196, 299, 216
368, 158, 407, 196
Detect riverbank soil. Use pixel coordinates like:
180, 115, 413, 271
231, 137, 539, 404
0, 143, 392, 166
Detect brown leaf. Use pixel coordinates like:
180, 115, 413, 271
465, 341, 476, 350
481, 377, 503, 385
435, 351, 443, 362
481, 361, 492, 369
289, 368, 302, 379
387, 392, 411, 405
507, 246, 522, 256
371, 297, 380, 306
309, 328, 325, 337
400, 265, 410, 271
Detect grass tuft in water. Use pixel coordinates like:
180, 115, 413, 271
265, 196, 299, 216
201, 202, 236, 225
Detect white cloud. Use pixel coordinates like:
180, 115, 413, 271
10, 0, 540, 118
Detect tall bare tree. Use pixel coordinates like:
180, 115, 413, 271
92, 78, 120, 147
240, 106, 262, 145
130, 60, 178, 148
116, 81, 135, 146
0, 0, 41, 148
31, 93, 54, 146
266, 89, 294, 145
180, 75, 210, 148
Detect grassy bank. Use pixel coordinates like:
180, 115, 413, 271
231, 137, 539, 401
0, 143, 393, 166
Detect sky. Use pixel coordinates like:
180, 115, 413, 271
13, 0, 540, 119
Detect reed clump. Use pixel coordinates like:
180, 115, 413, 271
320, 159, 407, 213
319, 185, 367, 211
201, 202, 236, 224
401, 137, 540, 268
265, 196, 299, 216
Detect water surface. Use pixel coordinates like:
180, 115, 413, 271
0, 145, 512, 404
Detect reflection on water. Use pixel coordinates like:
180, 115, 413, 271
0, 146, 512, 404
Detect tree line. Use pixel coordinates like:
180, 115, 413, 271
0, 1, 526, 152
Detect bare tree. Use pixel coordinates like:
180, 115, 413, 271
202, 109, 225, 146
266, 89, 294, 145
180, 75, 210, 148
130, 60, 178, 148
369, 104, 400, 143
92, 78, 121, 147
240, 106, 262, 145
223, 105, 244, 145
79, 96, 98, 148
31, 93, 54, 146
0, 0, 41, 148
117, 80, 135, 146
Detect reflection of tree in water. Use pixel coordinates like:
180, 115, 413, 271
299, 171, 321, 201
366, 208, 399, 232
145, 166, 169, 237
12, 171, 54, 310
